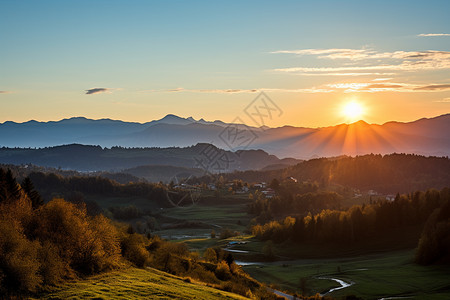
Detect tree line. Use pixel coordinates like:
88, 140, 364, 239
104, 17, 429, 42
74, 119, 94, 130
248, 180, 342, 224
212, 153, 450, 194
251, 187, 450, 264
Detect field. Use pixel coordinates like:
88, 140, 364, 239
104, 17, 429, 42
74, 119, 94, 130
152, 195, 253, 241
242, 249, 450, 299
35, 267, 248, 300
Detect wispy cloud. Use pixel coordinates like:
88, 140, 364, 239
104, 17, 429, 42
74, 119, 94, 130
284, 72, 396, 76
418, 33, 450, 37
272, 48, 363, 60
271, 48, 371, 60
327, 82, 450, 93
272, 48, 450, 75
414, 84, 450, 91
141, 87, 334, 94
434, 98, 450, 103
372, 78, 393, 81
85, 87, 119, 95
142, 88, 257, 94
0, 91, 12, 94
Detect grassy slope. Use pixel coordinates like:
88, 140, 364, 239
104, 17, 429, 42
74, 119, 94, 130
243, 250, 450, 300
36, 267, 248, 300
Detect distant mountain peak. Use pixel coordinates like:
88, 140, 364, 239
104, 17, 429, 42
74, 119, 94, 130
160, 114, 184, 120
352, 120, 370, 126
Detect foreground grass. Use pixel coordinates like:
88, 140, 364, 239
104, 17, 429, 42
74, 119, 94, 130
243, 249, 450, 300
36, 267, 248, 300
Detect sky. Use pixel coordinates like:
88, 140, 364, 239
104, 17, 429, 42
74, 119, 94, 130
1, 0, 450, 128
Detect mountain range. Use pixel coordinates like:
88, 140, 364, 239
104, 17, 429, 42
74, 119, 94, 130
1, 113, 450, 159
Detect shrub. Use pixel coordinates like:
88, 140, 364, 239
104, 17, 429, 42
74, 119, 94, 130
0, 220, 42, 293
38, 241, 66, 285
219, 228, 239, 239
204, 248, 217, 263
215, 260, 232, 281
121, 233, 150, 267
35, 198, 121, 274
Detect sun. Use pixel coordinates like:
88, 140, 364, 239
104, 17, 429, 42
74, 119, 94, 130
341, 101, 364, 123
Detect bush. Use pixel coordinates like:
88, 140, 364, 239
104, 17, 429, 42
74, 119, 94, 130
219, 228, 239, 239
0, 220, 42, 293
34, 198, 121, 274
121, 233, 150, 267
38, 241, 66, 285
204, 248, 217, 263
215, 261, 232, 281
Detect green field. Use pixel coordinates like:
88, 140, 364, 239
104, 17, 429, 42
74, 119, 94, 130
152, 198, 253, 241
36, 267, 248, 300
242, 249, 450, 299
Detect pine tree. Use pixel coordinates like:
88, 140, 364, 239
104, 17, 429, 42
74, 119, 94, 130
22, 177, 44, 209
5, 168, 20, 201
0, 168, 7, 203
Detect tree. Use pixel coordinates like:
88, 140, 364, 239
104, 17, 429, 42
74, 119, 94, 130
21, 177, 43, 209
0, 169, 20, 203
269, 178, 280, 190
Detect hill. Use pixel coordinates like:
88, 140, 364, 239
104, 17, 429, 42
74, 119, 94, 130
36, 267, 248, 300
218, 153, 450, 194
0, 143, 299, 174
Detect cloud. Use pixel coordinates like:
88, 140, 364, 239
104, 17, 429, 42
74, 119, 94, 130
141, 82, 450, 95
142, 88, 257, 94
283, 72, 396, 76
141, 87, 333, 94
413, 84, 450, 91
418, 33, 450, 37
272, 48, 450, 75
327, 82, 450, 93
434, 98, 450, 103
0, 91, 12, 94
271, 48, 372, 60
85, 88, 116, 95
275, 66, 401, 73
372, 78, 393, 81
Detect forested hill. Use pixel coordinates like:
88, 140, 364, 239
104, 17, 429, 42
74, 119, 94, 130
0, 143, 299, 172
219, 153, 450, 194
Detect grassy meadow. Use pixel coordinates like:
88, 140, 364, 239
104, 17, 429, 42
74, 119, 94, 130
242, 249, 450, 299
36, 267, 249, 300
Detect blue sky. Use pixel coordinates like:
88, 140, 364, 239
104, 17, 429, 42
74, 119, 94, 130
1, 0, 450, 127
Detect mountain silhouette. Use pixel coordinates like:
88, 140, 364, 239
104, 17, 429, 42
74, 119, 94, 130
1, 114, 449, 159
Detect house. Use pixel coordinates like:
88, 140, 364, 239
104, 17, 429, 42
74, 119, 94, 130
235, 186, 249, 194
254, 182, 266, 189
284, 176, 298, 183
262, 188, 276, 198
368, 190, 378, 196
385, 194, 396, 201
